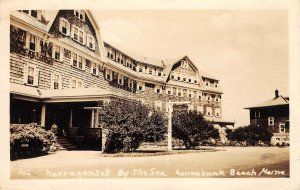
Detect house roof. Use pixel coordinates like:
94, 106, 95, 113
244, 95, 289, 109
10, 83, 134, 102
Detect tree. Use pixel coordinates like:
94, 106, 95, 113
172, 111, 219, 149
226, 125, 272, 146
99, 99, 167, 153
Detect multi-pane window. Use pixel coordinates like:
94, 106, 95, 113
54, 45, 60, 60
268, 117, 274, 126
206, 107, 212, 116
72, 53, 77, 67
53, 74, 60, 89
74, 27, 78, 41
88, 36, 94, 49
79, 31, 83, 44
149, 68, 152, 75
71, 78, 83, 88
139, 67, 143, 72
197, 106, 204, 115
27, 66, 34, 85
62, 19, 68, 35
91, 62, 97, 75
29, 34, 36, 51
78, 56, 83, 69
74, 10, 85, 21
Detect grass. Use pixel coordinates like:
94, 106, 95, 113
100, 147, 221, 157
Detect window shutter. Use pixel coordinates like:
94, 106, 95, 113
23, 64, 28, 84
82, 58, 86, 71
71, 25, 74, 39
59, 18, 63, 33
25, 32, 30, 49
34, 69, 39, 87
66, 22, 70, 36
36, 37, 41, 53
60, 47, 64, 62
37, 10, 42, 21
52, 44, 55, 59
59, 75, 63, 90
83, 32, 86, 45
50, 73, 54, 89
70, 53, 73, 65
92, 37, 95, 50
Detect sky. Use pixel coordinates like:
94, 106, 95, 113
93, 10, 288, 127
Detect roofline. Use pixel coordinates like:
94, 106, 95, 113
244, 103, 289, 109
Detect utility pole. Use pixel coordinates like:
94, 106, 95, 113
167, 100, 190, 151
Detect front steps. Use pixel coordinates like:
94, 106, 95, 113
56, 136, 77, 151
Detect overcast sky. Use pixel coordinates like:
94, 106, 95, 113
93, 10, 288, 126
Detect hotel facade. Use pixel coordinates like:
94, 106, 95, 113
10, 10, 228, 149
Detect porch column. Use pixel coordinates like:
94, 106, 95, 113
40, 104, 46, 127
69, 108, 73, 128
95, 109, 99, 128
90, 110, 94, 128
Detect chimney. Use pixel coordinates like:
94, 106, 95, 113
275, 89, 279, 98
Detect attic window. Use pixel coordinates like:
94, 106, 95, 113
74, 10, 85, 21
31, 10, 37, 18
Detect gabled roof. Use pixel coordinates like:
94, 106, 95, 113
244, 95, 289, 109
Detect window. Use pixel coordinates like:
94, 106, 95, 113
74, 27, 78, 41
72, 26, 85, 45
279, 123, 285, 133
91, 62, 98, 75
215, 108, 221, 117
79, 31, 84, 44
71, 78, 83, 88
207, 94, 211, 101
87, 34, 95, 50
268, 117, 274, 126
188, 90, 192, 98
139, 67, 143, 72
188, 79, 191, 83
78, 56, 83, 69
183, 78, 186, 82
52, 73, 61, 90
166, 87, 173, 95
23, 64, 38, 86
118, 74, 123, 85
137, 82, 145, 91
171, 75, 174, 79
105, 69, 112, 81
181, 60, 189, 69
31, 10, 37, 18
54, 45, 61, 60
178, 76, 181, 81
72, 53, 77, 67
177, 88, 182, 97
149, 68, 152, 75
197, 106, 203, 115
74, 10, 85, 21
27, 67, 34, 85
206, 107, 212, 116
205, 82, 209, 86
29, 34, 36, 51
194, 80, 197, 84
59, 18, 70, 36
188, 105, 194, 113
255, 111, 260, 118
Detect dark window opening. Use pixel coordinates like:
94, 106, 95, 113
31, 10, 37, 18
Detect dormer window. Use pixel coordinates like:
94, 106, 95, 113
59, 18, 70, 36
87, 35, 95, 50
74, 27, 78, 41
74, 10, 85, 22
79, 31, 84, 44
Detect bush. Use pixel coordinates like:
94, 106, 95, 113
10, 123, 57, 160
226, 125, 272, 146
99, 99, 167, 153
172, 111, 219, 149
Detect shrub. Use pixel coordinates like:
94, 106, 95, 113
10, 123, 57, 160
99, 99, 167, 153
226, 125, 272, 146
172, 111, 219, 149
